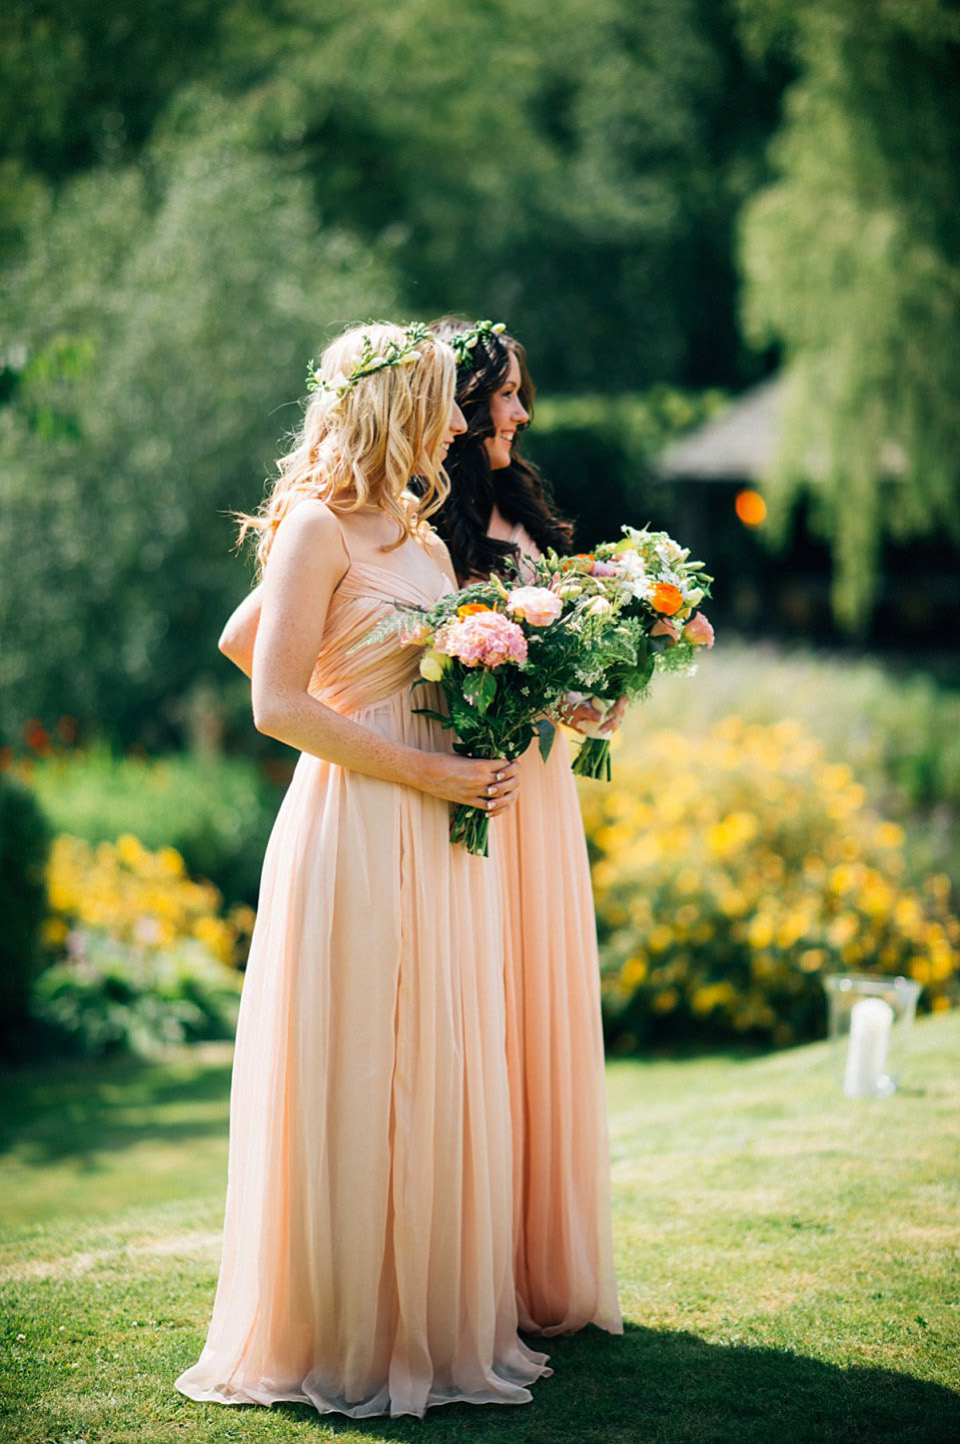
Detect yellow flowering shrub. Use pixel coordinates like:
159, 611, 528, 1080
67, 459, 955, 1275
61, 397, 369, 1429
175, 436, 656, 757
46, 833, 254, 968
580, 718, 959, 1050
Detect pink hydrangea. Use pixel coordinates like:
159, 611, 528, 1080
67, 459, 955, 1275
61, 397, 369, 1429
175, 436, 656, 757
590, 560, 619, 577
505, 586, 564, 627
437, 611, 528, 669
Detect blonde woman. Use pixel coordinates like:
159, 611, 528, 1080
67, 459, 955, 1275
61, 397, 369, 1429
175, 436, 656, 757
219, 322, 623, 1344
175, 324, 548, 1418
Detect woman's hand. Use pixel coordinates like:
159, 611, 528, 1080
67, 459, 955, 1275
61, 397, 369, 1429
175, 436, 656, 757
416, 753, 520, 816
597, 694, 627, 735
560, 693, 628, 737
560, 697, 606, 734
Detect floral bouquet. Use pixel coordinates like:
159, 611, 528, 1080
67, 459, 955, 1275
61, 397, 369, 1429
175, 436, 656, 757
528, 525, 715, 780
362, 578, 590, 855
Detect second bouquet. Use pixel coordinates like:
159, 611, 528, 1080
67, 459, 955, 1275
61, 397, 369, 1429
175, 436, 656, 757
362, 577, 588, 855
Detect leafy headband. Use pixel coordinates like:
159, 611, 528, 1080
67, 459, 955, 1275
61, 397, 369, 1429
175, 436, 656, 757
448, 319, 507, 368
306, 322, 432, 403
305, 318, 508, 403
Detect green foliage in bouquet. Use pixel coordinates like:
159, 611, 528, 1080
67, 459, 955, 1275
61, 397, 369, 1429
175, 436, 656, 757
362, 576, 592, 854
581, 717, 958, 1052
528, 528, 715, 780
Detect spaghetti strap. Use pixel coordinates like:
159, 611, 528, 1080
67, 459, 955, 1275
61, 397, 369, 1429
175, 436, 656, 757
323, 505, 354, 569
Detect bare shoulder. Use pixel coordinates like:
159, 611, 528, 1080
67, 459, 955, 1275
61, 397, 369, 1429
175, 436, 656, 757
271, 499, 350, 576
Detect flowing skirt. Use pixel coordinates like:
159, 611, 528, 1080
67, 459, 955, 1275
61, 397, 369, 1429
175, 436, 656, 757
498, 736, 622, 1336
176, 687, 549, 1417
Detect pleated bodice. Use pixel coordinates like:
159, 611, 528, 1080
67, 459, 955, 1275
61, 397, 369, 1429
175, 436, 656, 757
309, 560, 444, 716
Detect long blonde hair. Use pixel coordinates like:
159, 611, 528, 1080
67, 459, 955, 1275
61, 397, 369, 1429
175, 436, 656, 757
240, 323, 455, 574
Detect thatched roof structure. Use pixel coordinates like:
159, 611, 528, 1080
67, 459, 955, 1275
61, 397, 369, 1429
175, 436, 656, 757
655, 378, 780, 482
656, 375, 906, 484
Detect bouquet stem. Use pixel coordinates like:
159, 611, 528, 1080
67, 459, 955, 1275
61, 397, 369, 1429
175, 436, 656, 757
449, 803, 491, 857
572, 738, 612, 781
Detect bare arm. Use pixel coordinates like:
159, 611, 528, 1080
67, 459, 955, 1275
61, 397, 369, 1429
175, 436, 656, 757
251, 502, 519, 813
219, 586, 263, 679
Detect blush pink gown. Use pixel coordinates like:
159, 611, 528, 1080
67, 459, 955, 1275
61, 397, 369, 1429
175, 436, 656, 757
175, 539, 549, 1418
488, 509, 622, 1337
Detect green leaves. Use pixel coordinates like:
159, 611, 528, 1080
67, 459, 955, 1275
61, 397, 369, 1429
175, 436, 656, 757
0, 118, 397, 743
535, 718, 556, 763
462, 668, 498, 716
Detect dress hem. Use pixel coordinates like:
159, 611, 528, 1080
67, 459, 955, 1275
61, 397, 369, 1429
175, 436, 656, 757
174, 1362, 553, 1420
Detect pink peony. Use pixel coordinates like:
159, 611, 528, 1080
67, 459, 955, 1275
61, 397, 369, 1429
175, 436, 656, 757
682, 612, 715, 648
505, 586, 564, 627
650, 618, 681, 643
437, 611, 528, 669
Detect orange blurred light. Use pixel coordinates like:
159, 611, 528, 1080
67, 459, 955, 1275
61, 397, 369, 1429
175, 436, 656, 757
735, 489, 767, 526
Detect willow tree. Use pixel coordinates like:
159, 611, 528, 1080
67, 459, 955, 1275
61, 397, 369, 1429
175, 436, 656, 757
737, 0, 960, 627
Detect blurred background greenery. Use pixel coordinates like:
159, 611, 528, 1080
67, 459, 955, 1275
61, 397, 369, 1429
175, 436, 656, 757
1, 0, 958, 1056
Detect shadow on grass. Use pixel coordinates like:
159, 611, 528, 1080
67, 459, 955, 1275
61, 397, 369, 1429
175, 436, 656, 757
267, 1323, 959, 1444
0, 1048, 233, 1164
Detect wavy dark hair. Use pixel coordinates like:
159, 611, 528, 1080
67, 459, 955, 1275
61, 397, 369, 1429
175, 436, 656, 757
429, 318, 574, 581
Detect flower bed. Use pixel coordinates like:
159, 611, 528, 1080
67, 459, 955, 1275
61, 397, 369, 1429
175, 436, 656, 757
45, 833, 254, 967
30, 833, 254, 1056
581, 718, 959, 1050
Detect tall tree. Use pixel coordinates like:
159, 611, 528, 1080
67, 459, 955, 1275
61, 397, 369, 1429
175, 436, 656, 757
738, 0, 960, 626
0, 115, 396, 745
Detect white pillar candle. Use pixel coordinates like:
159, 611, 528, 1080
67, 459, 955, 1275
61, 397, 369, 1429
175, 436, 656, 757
843, 997, 894, 1097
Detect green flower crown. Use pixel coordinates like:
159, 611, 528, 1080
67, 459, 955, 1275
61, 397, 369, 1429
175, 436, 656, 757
449, 319, 507, 368
306, 321, 432, 402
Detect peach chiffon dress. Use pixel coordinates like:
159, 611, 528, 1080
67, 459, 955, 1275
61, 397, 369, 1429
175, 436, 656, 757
488, 508, 622, 1337
175, 534, 549, 1418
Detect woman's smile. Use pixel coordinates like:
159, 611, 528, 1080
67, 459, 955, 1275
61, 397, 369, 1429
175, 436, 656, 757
483, 352, 528, 471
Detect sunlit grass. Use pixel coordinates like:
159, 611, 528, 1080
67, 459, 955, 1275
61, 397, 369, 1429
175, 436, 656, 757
2, 1016, 959, 1442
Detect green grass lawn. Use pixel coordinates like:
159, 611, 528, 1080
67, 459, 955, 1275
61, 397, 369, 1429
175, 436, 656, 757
2, 1018, 959, 1444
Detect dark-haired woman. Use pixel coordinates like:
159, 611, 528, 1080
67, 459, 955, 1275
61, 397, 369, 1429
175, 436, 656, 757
428, 320, 622, 1339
